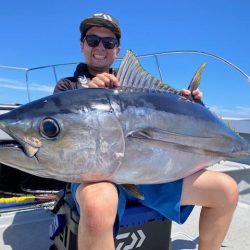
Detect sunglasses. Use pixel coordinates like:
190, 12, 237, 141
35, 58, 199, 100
83, 35, 118, 49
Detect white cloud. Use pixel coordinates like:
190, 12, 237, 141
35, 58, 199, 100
210, 105, 250, 119
0, 78, 53, 93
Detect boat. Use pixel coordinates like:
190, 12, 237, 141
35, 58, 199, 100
0, 51, 249, 250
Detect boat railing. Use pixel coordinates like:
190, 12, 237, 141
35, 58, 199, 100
1, 50, 249, 103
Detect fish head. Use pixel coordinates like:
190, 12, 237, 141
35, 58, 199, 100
0, 90, 125, 182
0, 113, 73, 181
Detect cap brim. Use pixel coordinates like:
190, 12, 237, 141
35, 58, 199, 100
80, 17, 121, 39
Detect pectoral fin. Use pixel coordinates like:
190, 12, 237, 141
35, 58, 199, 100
122, 184, 144, 200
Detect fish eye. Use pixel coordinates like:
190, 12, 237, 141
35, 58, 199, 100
40, 118, 60, 139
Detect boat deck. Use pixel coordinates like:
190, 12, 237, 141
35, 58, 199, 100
171, 160, 250, 250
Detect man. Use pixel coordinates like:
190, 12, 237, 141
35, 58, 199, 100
54, 13, 238, 250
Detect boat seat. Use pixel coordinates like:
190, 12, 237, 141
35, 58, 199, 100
49, 190, 172, 250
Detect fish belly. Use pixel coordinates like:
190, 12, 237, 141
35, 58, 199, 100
112, 138, 222, 184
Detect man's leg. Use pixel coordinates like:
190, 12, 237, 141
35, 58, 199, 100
76, 182, 118, 250
182, 170, 239, 250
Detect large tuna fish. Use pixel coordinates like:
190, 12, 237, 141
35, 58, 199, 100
0, 50, 249, 185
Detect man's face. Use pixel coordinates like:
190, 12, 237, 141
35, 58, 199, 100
80, 26, 120, 73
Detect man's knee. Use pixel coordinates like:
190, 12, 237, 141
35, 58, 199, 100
182, 170, 239, 208
218, 173, 239, 208
76, 182, 118, 235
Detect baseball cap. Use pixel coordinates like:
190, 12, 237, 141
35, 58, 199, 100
80, 13, 121, 42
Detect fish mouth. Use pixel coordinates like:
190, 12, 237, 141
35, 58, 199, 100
0, 137, 39, 160
0, 139, 23, 150
0, 127, 40, 159
0, 130, 43, 173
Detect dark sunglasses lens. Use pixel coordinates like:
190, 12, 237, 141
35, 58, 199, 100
85, 36, 100, 47
85, 35, 118, 49
102, 38, 118, 49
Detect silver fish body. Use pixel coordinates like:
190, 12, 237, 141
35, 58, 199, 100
0, 87, 249, 184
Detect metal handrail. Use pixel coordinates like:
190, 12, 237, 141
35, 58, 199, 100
136, 50, 250, 82
1, 50, 250, 102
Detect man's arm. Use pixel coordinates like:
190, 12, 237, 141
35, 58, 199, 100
53, 77, 78, 94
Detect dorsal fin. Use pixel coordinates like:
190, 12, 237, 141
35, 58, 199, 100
117, 50, 178, 94
187, 62, 207, 92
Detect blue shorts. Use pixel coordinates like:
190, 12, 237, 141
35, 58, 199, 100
71, 179, 194, 236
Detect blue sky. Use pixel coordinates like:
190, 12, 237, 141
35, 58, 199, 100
0, 0, 250, 118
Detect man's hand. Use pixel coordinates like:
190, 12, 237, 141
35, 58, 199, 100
181, 88, 203, 101
88, 73, 120, 88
